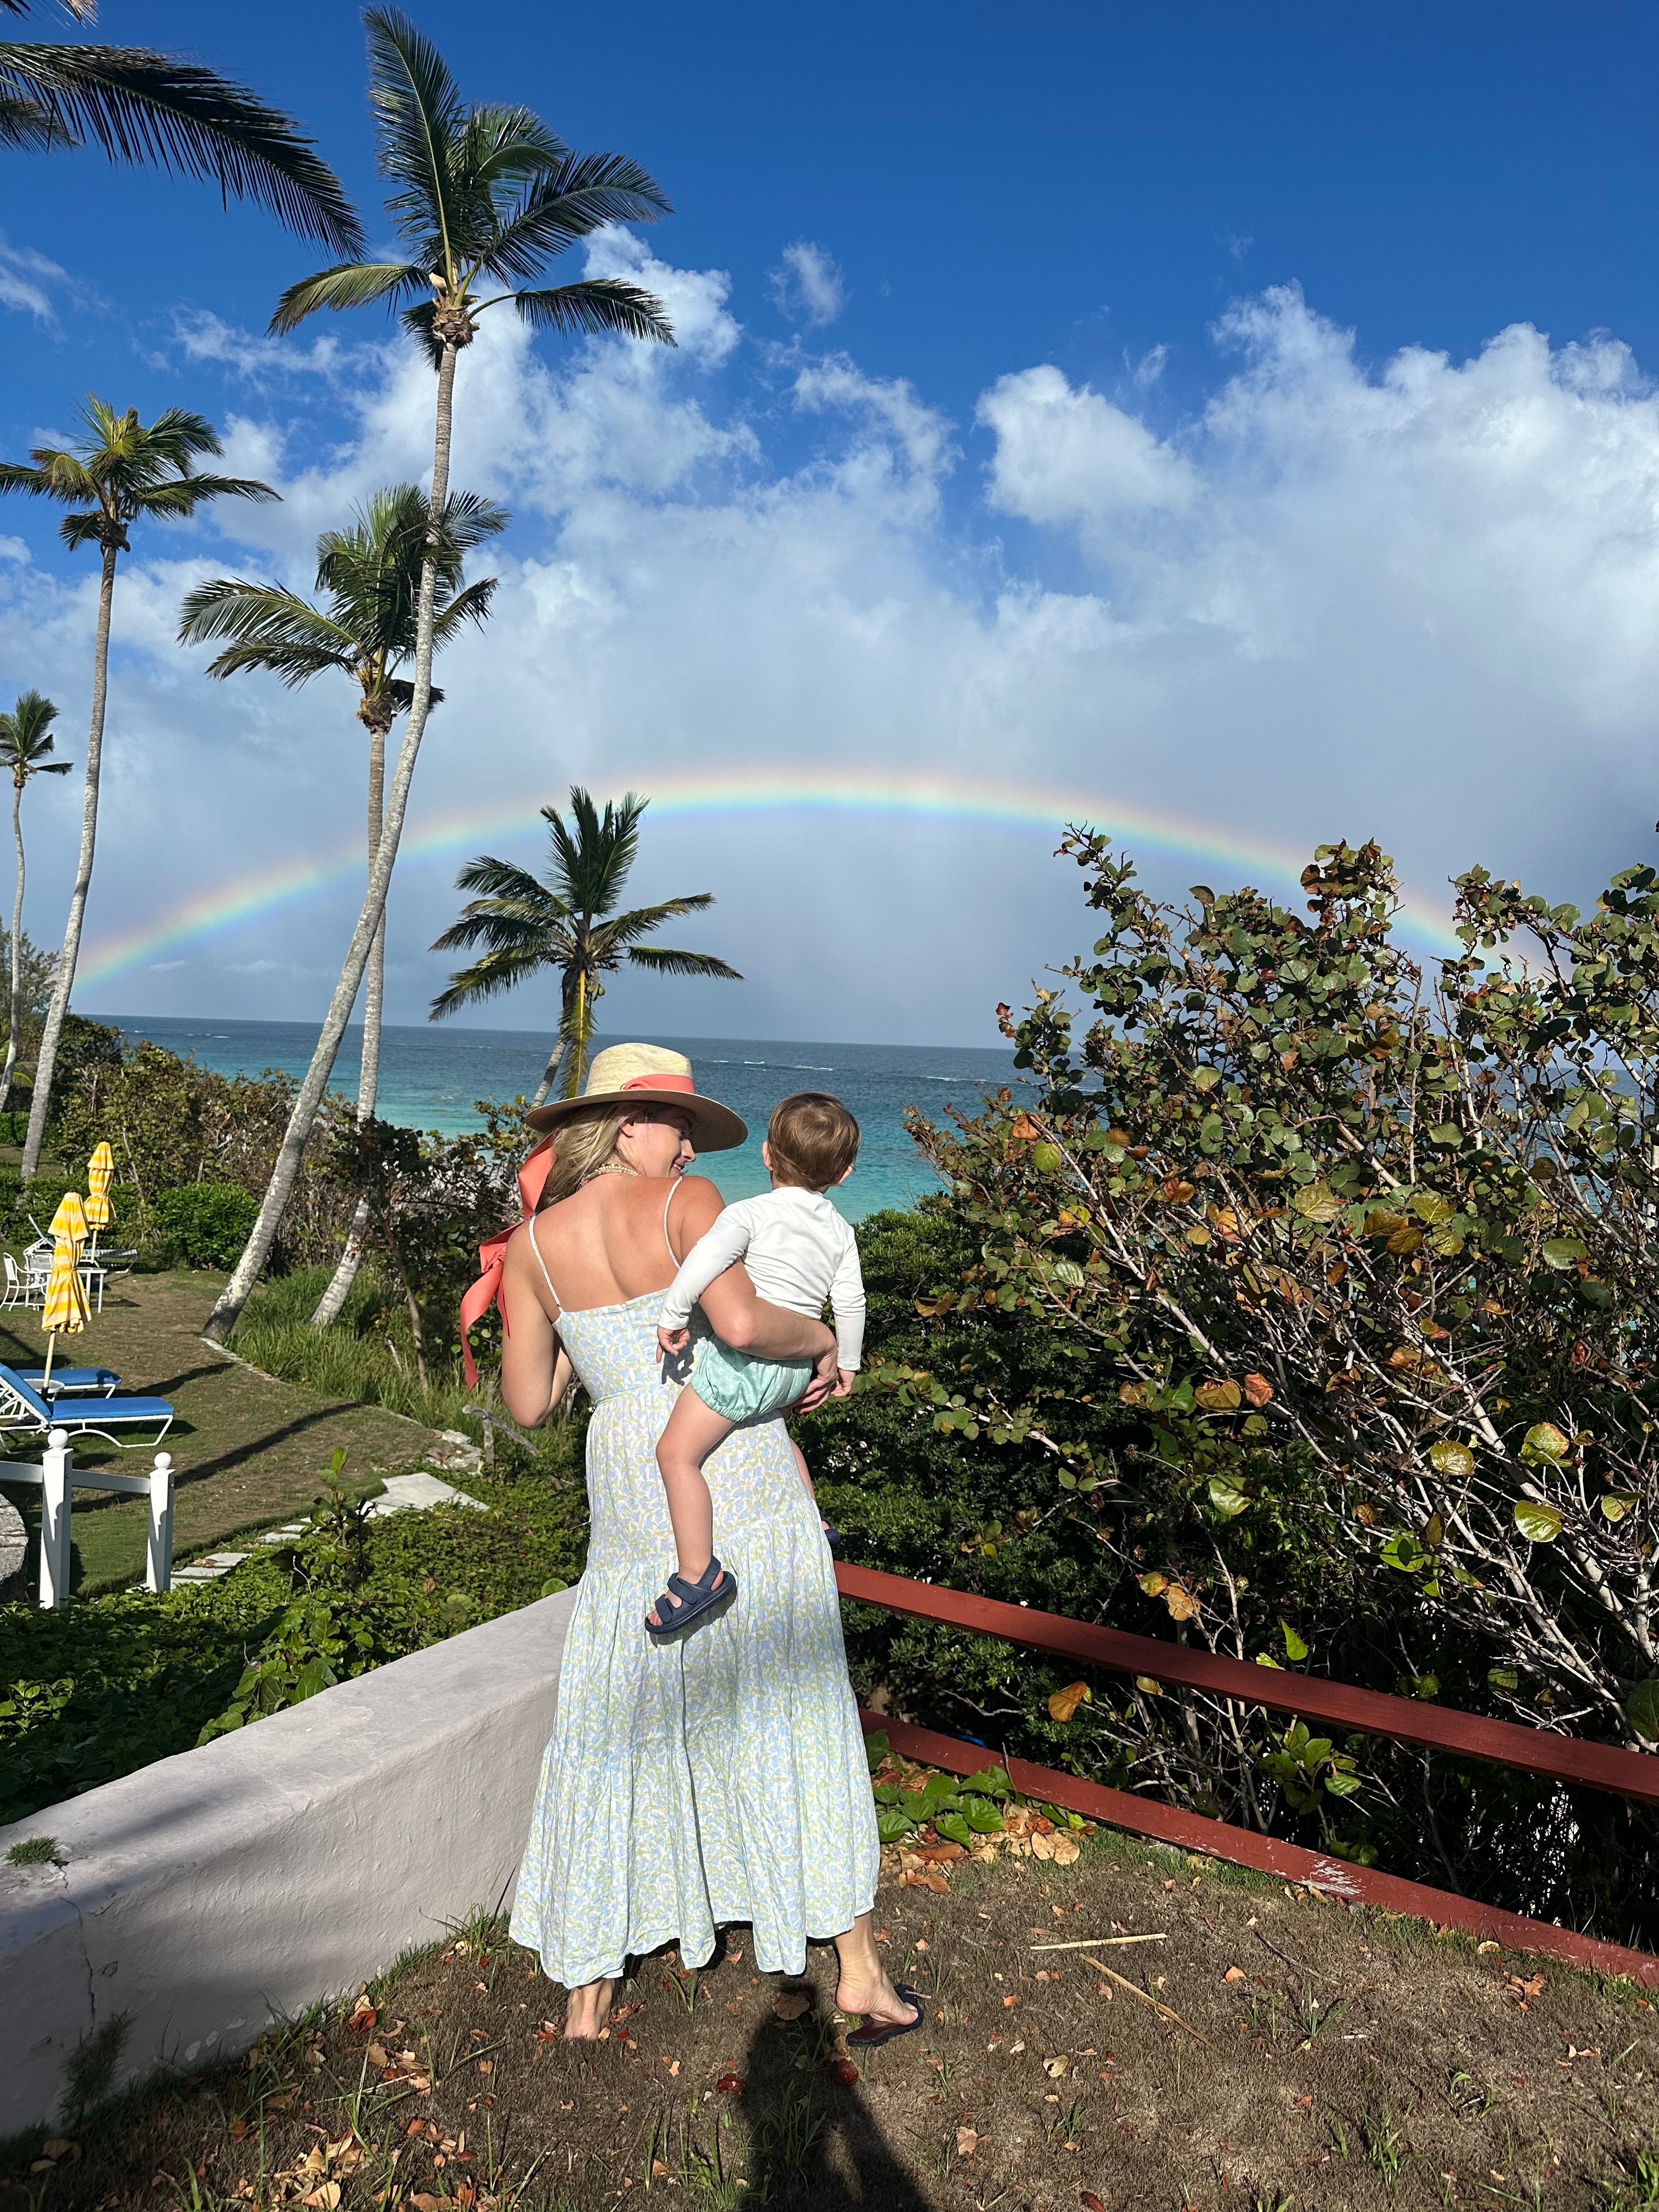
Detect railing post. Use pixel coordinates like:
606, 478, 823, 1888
145, 1451, 173, 1594
37, 1427, 71, 1610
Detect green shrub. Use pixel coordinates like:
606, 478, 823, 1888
153, 1182, 259, 1268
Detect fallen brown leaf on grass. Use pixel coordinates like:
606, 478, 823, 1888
1044, 2054, 1070, 2078
1224, 1966, 1246, 1984
956, 2126, 983, 2157
533, 2021, 560, 2043
772, 1989, 811, 2021
716, 2072, 745, 2094
1082, 2193, 1107, 2211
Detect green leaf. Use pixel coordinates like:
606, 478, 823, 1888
964, 1796, 1006, 1835
933, 1811, 973, 1846
1280, 1620, 1310, 1662
863, 1730, 890, 1773
1513, 1498, 1565, 1543
1192, 1066, 1221, 1092
961, 1766, 1012, 1799
1626, 1680, 1659, 1745
872, 1782, 906, 1807
1323, 1771, 1363, 1798
1521, 1422, 1572, 1464
1207, 1475, 1251, 1518
1031, 1142, 1063, 1172
1427, 1123, 1464, 1147
1599, 1491, 1639, 1523
1380, 1530, 1427, 1573
1541, 1237, 1588, 1271
1409, 1189, 1457, 1224
876, 1808, 916, 1843
1427, 1440, 1474, 1481
1291, 1183, 1344, 1222
1487, 1666, 1519, 1693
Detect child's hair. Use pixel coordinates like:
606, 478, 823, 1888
768, 1092, 860, 1190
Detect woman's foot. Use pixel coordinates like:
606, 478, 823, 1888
835, 1967, 921, 2039
563, 1976, 617, 2039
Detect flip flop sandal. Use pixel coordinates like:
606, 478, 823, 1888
645, 1555, 738, 1642
847, 1983, 925, 2050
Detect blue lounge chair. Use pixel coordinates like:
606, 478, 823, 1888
0, 1362, 173, 1447
18, 1365, 121, 1397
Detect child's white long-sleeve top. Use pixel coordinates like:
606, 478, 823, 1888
661, 1185, 866, 1370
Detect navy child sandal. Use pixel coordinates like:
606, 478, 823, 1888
645, 1555, 738, 1642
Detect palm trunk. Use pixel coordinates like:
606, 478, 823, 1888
308, 724, 387, 1328
206, 343, 461, 1342
566, 969, 592, 1098
0, 780, 25, 1115
528, 1043, 561, 1109
22, 543, 116, 1179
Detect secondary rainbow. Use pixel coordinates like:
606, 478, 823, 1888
77, 765, 1463, 989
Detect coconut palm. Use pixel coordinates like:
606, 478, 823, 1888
431, 788, 742, 1105
0, 690, 71, 1112
0, 398, 277, 1176
1, 0, 360, 251
206, 7, 676, 1342
179, 482, 506, 1323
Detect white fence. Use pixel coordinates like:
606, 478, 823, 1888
1, 1428, 174, 1605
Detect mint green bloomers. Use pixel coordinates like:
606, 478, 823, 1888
508, 1293, 879, 1989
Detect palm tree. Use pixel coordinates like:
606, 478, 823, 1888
432, 788, 742, 1105
0, 399, 277, 1176
1, 0, 361, 251
205, 7, 676, 1342
0, 690, 71, 1113
179, 482, 506, 1323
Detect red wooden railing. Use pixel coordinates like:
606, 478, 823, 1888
836, 1562, 1659, 1989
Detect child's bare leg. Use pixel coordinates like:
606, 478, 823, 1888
789, 1435, 816, 1505
651, 1386, 737, 1626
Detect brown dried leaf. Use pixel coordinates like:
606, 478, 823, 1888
772, 1989, 811, 2021
1048, 1680, 1092, 1722
1164, 1585, 1201, 1622
956, 2127, 983, 2157
1243, 1372, 1274, 1407
1050, 1834, 1081, 1865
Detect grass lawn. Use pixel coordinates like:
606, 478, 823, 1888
0, 1271, 441, 1594
5, 1821, 1656, 2210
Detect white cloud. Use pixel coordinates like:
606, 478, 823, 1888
770, 241, 846, 329
6, 265, 1659, 1049
0, 236, 77, 323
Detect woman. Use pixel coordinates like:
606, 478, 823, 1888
500, 1043, 921, 2046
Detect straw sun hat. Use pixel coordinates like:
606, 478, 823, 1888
523, 1042, 747, 1152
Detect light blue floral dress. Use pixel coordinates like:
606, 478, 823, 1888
509, 1211, 880, 1990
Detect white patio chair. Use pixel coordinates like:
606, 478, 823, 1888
2, 1254, 24, 1308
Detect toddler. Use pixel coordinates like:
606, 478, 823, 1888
646, 1092, 864, 1640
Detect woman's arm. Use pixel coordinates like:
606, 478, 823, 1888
499, 1227, 569, 1427
670, 1175, 838, 1369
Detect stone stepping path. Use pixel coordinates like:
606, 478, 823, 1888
173, 1471, 486, 1586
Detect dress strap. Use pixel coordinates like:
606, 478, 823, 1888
525, 1211, 562, 1314
663, 1178, 682, 1266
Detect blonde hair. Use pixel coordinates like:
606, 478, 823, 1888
537, 1105, 630, 1206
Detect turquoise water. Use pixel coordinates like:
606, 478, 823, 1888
90, 1016, 1022, 1220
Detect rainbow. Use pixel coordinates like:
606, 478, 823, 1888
76, 765, 1463, 989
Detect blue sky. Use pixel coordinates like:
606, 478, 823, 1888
2, 0, 1658, 1043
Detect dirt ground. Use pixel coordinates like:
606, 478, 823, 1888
0, 1272, 437, 1590
8, 1824, 1657, 2212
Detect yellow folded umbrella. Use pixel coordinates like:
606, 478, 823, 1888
40, 1233, 88, 1390
49, 1190, 88, 1251
85, 1143, 114, 1254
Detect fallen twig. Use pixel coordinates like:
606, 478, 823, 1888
1029, 1934, 1168, 1953
1251, 1927, 1341, 1988
1081, 1957, 1216, 2051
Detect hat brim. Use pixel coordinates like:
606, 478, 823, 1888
523, 1086, 748, 1153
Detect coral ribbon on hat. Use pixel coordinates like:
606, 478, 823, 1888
624, 1070, 695, 1093
459, 1134, 555, 1389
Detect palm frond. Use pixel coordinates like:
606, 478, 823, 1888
270, 258, 422, 333
589, 894, 716, 958
57, 509, 104, 550
625, 945, 744, 981
428, 574, 496, 641
0, 43, 364, 251
480, 150, 672, 284
364, 6, 465, 267
447, 855, 562, 911
515, 278, 675, 346
135, 470, 277, 514
429, 939, 560, 1017
0, 84, 67, 146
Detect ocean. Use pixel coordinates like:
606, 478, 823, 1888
89, 1015, 1023, 1220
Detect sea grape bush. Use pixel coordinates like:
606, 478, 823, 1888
887, 830, 1659, 1752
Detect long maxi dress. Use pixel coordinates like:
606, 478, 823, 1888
509, 1203, 881, 1989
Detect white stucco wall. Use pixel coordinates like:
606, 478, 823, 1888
0, 1586, 577, 2136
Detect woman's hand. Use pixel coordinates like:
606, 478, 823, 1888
791, 1339, 842, 1412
